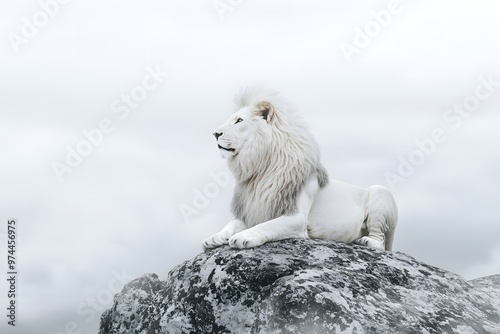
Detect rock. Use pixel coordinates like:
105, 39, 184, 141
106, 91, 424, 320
99, 239, 500, 334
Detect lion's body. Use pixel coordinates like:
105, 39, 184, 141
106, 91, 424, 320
308, 180, 397, 250
203, 88, 398, 251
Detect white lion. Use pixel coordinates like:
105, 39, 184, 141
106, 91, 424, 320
203, 88, 398, 251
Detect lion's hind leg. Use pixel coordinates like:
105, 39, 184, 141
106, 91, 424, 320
354, 185, 398, 251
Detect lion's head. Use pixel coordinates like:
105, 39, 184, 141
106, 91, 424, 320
213, 101, 275, 160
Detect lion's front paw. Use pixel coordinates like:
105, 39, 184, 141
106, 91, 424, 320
203, 234, 229, 250
228, 230, 266, 249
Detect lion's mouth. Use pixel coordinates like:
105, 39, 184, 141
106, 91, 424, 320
218, 144, 235, 152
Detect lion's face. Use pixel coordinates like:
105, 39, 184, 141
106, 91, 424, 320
213, 102, 275, 159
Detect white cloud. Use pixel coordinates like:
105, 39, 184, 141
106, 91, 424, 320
463, 246, 500, 280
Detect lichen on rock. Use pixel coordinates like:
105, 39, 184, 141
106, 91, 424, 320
99, 239, 500, 334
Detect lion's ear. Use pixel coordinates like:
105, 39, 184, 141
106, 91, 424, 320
255, 102, 274, 122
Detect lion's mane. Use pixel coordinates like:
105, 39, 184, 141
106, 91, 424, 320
228, 88, 329, 228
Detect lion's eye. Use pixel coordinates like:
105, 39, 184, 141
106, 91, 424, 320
235, 118, 243, 124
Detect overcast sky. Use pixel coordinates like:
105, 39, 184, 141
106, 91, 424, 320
1, 0, 499, 333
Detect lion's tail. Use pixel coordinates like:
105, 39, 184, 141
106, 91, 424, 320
384, 221, 397, 251
383, 189, 398, 251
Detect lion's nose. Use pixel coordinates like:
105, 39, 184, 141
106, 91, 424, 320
213, 132, 223, 140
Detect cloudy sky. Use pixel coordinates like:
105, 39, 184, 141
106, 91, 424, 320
0, 0, 499, 333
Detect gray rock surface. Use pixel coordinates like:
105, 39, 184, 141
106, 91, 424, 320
99, 239, 500, 334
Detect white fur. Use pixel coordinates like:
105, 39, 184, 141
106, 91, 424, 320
203, 88, 398, 251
